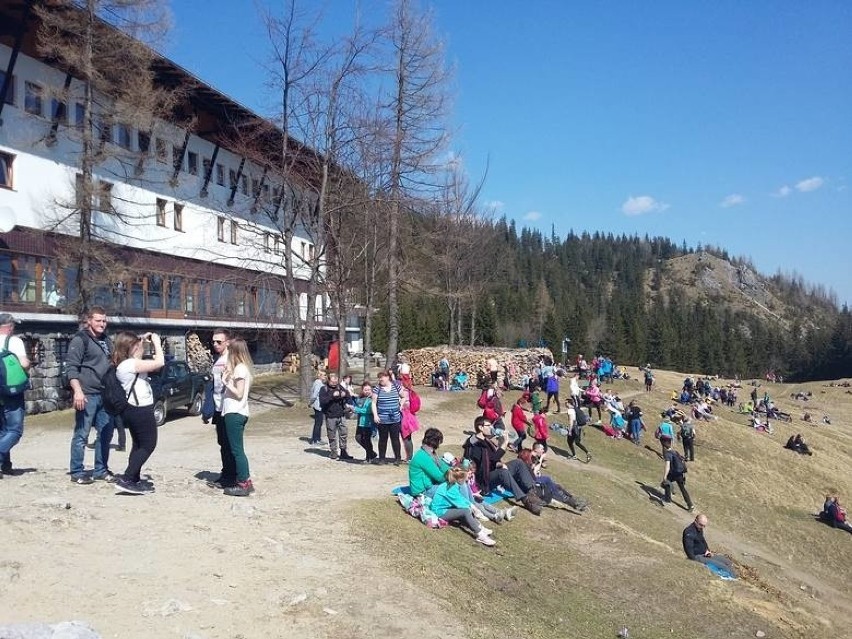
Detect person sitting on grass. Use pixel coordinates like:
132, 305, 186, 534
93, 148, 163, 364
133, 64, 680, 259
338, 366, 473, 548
821, 495, 852, 533
408, 428, 451, 498
463, 416, 543, 515
506, 448, 589, 512
430, 466, 497, 546
459, 458, 517, 524
682, 514, 735, 574
784, 433, 813, 456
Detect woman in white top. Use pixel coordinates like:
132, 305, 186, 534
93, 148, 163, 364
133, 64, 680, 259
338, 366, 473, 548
221, 338, 254, 496
112, 331, 164, 495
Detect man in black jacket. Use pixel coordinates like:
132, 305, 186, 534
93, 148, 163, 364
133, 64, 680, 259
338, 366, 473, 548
682, 514, 734, 574
319, 373, 352, 461
464, 416, 542, 515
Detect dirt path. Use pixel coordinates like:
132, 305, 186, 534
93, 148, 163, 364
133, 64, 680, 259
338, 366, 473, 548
0, 392, 464, 639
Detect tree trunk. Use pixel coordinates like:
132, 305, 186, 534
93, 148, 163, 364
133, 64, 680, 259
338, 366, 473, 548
469, 302, 477, 346
77, 0, 96, 312
447, 299, 455, 346
456, 301, 463, 345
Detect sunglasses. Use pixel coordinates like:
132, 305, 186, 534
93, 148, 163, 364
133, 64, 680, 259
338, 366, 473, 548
213, 339, 225, 345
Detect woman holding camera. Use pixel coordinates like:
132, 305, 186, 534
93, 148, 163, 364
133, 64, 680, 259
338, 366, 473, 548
112, 331, 164, 495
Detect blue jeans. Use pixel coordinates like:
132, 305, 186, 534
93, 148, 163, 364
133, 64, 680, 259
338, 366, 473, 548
630, 418, 642, 443
0, 395, 25, 469
70, 394, 114, 477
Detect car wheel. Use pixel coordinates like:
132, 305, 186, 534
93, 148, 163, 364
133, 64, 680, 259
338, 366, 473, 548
189, 392, 203, 416
154, 399, 167, 427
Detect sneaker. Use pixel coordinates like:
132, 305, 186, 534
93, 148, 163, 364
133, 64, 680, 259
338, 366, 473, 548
687, 505, 696, 512
207, 478, 237, 489
70, 475, 94, 485
493, 510, 504, 523
330, 453, 340, 461
339, 451, 354, 460
224, 481, 252, 497
115, 478, 147, 495
503, 506, 518, 521
480, 526, 494, 536
572, 498, 590, 512
93, 471, 118, 483
586, 453, 592, 463
566, 454, 577, 460
475, 531, 496, 546
474, 509, 489, 522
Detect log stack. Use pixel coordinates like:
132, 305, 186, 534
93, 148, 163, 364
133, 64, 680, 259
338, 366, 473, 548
399, 345, 553, 386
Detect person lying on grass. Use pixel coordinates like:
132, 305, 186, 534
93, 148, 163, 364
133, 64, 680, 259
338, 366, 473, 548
430, 466, 497, 546
505, 448, 589, 512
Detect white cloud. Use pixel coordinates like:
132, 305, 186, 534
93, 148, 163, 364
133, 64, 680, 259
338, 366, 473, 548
621, 195, 669, 216
795, 176, 825, 192
485, 200, 505, 212
773, 185, 792, 198
720, 193, 746, 208
523, 210, 542, 221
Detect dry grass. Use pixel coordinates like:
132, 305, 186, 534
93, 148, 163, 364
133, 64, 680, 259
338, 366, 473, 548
353, 369, 852, 639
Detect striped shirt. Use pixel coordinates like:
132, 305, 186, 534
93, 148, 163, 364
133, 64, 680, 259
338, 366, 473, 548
373, 382, 402, 424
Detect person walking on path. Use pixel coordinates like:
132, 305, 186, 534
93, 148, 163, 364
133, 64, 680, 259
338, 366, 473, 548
319, 372, 352, 461
111, 331, 164, 495
679, 419, 697, 462
220, 338, 255, 497
682, 514, 734, 573
308, 371, 327, 446
0, 313, 31, 477
662, 439, 694, 511
207, 329, 236, 489
66, 306, 116, 484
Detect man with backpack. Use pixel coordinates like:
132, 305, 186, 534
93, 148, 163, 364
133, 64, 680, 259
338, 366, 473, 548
0, 313, 31, 478
66, 306, 116, 485
679, 418, 697, 462
661, 438, 694, 511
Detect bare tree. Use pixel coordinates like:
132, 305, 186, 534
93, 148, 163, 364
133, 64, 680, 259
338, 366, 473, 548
34, 0, 178, 312
381, 0, 451, 368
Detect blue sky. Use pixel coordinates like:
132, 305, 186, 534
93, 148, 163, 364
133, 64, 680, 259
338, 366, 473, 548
167, 1, 852, 305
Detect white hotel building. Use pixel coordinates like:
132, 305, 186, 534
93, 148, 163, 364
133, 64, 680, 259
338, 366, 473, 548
0, 1, 356, 411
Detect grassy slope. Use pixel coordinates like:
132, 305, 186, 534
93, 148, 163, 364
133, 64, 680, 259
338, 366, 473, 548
353, 370, 852, 639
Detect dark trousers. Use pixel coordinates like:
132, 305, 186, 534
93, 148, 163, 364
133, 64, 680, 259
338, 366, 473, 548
311, 409, 324, 442
355, 427, 376, 460
122, 405, 158, 483
377, 421, 401, 461
567, 431, 589, 457
506, 458, 536, 495
113, 414, 127, 449
682, 437, 695, 461
513, 430, 526, 450
545, 392, 560, 412
402, 435, 414, 460
490, 464, 528, 499
663, 474, 693, 509
588, 403, 602, 421
213, 411, 236, 484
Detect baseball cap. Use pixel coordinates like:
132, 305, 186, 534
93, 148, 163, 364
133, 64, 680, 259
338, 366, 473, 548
0, 313, 18, 325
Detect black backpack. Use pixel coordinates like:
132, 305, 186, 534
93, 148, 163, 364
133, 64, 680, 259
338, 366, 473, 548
101, 366, 139, 416
575, 409, 589, 427
668, 450, 687, 476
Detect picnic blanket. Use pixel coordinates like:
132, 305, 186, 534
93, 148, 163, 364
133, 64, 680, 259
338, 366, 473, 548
704, 562, 736, 580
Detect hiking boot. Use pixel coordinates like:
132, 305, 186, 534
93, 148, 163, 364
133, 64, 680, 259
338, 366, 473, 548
1, 463, 12, 474
224, 481, 252, 497
330, 453, 340, 461
523, 492, 543, 516
70, 475, 94, 485
570, 498, 590, 512
339, 450, 354, 460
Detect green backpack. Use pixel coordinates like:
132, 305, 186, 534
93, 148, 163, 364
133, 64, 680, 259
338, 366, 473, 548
0, 335, 29, 397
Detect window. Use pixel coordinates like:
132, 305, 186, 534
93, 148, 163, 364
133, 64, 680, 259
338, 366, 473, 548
202, 157, 211, 178
264, 232, 271, 253
230, 221, 238, 244
116, 124, 132, 150
0, 152, 14, 189
262, 184, 270, 200
217, 216, 225, 242
147, 275, 163, 310
229, 168, 237, 189
251, 178, 260, 198
155, 138, 168, 162
156, 198, 166, 226
75, 103, 85, 130
216, 164, 225, 186
173, 203, 183, 231
50, 97, 67, 124
97, 117, 112, 144
240, 175, 248, 196
0, 70, 15, 105
274, 235, 281, 255
24, 82, 43, 116
167, 276, 182, 311
97, 181, 113, 213
301, 241, 307, 260
137, 131, 151, 154
172, 146, 183, 171
187, 152, 198, 175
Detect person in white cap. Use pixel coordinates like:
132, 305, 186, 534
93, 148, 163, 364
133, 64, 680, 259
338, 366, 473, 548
0, 313, 31, 478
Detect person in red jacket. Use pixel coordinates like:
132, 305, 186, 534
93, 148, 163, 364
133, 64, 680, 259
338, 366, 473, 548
482, 383, 506, 432
533, 409, 549, 452
510, 397, 532, 451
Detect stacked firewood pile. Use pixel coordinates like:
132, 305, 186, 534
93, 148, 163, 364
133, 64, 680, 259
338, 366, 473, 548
186, 333, 213, 373
399, 346, 553, 386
